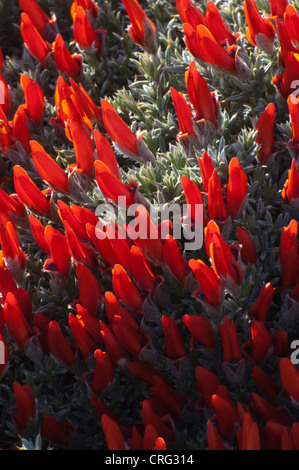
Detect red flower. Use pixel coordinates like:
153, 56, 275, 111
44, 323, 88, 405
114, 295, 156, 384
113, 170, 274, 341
12, 105, 32, 154
284, 4, 299, 48
195, 365, 221, 408
20, 12, 51, 67
101, 414, 126, 450
243, 0, 276, 53
53, 34, 83, 79
209, 232, 243, 285
19, 0, 56, 39
278, 219, 298, 288
211, 394, 239, 439
251, 366, 281, 401
70, 0, 99, 21
205, 1, 239, 47
282, 159, 299, 203
181, 174, 205, 223
198, 150, 215, 192
162, 315, 186, 360
245, 321, 273, 362
104, 291, 140, 334
99, 321, 129, 364
94, 129, 120, 179
76, 263, 102, 316
273, 52, 299, 101
73, 6, 105, 55
30, 140, 69, 194
248, 282, 275, 321
69, 313, 97, 359
280, 357, 299, 404
11, 382, 36, 432
219, 315, 242, 362
20, 74, 45, 126
237, 227, 257, 265
112, 264, 144, 311
75, 304, 103, 343
206, 419, 227, 450
188, 258, 222, 307
237, 412, 260, 450
89, 349, 115, 394
226, 157, 248, 218
207, 169, 227, 220
95, 160, 138, 207
140, 399, 175, 442
122, 0, 157, 54
255, 102, 276, 164
176, 0, 206, 29
13, 165, 52, 217
43, 225, 71, 277
64, 220, 98, 269
41, 415, 76, 447
112, 315, 147, 356
47, 320, 75, 369
276, 18, 298, 67
128, 245, 156, 292
185, 61, 219, 129
3, 292, 34, 352
268, 0, 288, 19
182, 314, 215, 349
0, 219, 27, 284
162, 234, 188, 284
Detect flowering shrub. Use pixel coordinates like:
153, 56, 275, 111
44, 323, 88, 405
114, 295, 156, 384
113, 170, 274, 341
0, 0, 299, 451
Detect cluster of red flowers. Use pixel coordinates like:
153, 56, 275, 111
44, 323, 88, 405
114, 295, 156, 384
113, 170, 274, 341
0, 0, 299, 451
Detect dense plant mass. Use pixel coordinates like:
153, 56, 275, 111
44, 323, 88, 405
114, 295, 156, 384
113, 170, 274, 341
0, 0, 299, 451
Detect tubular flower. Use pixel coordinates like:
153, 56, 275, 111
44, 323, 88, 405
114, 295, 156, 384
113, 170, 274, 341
170, 87, 199, 156
12, 105, 32, 154
219, 316, 242, 363
161, 314, 186, 360
140, 399, 175, 442
273, 52, 299, 101
76, 263, 102, 315
196, 25, 247, 76
20, 74, 45, 126
3, 292, 34, 352
198, 150, 215, 192
75, 304, 103, 343
88, 349, 115, 394
237, 227, 257, 265
112, 264, 144, 311
64, 220, 98, 269
121, 0, 157, 54
162, 234, 188, 284
0, 219, 27, 284
185, 61, 219, 142
276, 18, 297, 67
112, 315, 147, 356
47, 320, 75, 369
282, 159, 299, 203
182, 314, 215, 349
0, 75, 11, 116
237, 412, 260, 450
209, 232, 243, 285
95, 160, 138, 207
30, 140, 69, 194
69, 78, 102, 123
250, 392, 293, 426
176, 0, 206, 29
0, 107, 14, 152
206, 419, 227, 450
244, 321, 273, 362
211, 394, 239, 440
226, 158, 248, 218
251, 366, 281, 401
149, 375, 187, 418
73, 6, 105, 55
181, 175, 205, 224
129, 424, 167, 451
41, 415, 76, 447
71, 0, 99, 21
53, 34, 83, 79
243, 0, 276, 53
205, 1, 240, 47
255, 102, 276, 164
13, 165, 52, 218
182, 23, 206, 60
11, 382, 36, 433
101, 99, 155, 164
43, 225, 71, 278
99, 321, 129, 364
207, 169, 227, 220
188, 258, 222, 307
105, 291, 140, 334
101, 414, 126, 451
195, 368, 225, 407
69, 313, 98, 359
278, 219, 298, 288
57, 200, 94, 241
18, 0, 57, 41
128, 245, 156, 292
94, 129, 120, 179
248, 282, 275, 321
20, 13, 52, 67
284, 4, 299, 48
0, 188, 27, 221
268, 0, 288, 19
68, 120, 95, 178
85, 223, 118, 268
280, 357, 299, 404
